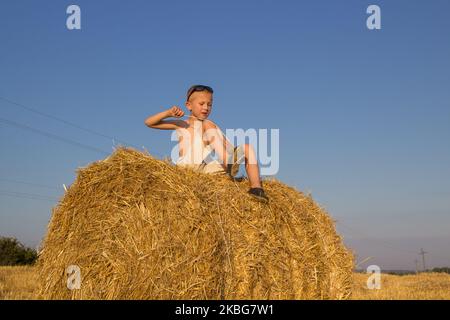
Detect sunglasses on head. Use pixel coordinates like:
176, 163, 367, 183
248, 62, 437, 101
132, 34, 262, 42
187, 85, 213, 100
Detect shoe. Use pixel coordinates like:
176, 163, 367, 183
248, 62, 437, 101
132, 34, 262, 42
248, 187, 269, 203
226, 145, 245, 177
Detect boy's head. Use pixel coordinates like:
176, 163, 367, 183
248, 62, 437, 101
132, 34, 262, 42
185, 85, 213, 121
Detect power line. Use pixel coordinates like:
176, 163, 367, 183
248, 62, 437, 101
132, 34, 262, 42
0, 190, 58, 202
0, 116, 109, 155
419, 248, 428, 271
337, 220, 450, 263
0, 177, 60, 191
0, 95, 166, 158
0, 96, 136, 148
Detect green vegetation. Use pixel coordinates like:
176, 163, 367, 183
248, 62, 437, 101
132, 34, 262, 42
0, 237, 37, 266
431, 267, 450, 274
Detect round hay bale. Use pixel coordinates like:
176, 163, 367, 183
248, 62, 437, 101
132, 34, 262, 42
37, 147, 354, 299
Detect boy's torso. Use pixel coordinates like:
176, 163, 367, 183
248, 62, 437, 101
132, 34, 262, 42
176, 119, 216, 158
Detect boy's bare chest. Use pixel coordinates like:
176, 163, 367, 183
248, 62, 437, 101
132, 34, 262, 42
177, 124, 209, 150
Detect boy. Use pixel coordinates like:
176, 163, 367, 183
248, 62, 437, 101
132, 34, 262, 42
144, 84, 269, 203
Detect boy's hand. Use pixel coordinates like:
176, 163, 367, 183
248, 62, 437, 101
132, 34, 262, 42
168, 106, 185, 118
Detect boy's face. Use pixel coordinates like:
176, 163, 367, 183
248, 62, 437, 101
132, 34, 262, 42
185, 91, 213, 121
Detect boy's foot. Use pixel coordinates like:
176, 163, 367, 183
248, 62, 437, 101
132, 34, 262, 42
227, 145, 245, 177
248, 187, 269, 203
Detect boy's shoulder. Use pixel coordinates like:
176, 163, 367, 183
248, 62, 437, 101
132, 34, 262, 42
203, 119, 219, 129
203, 119, 225, 140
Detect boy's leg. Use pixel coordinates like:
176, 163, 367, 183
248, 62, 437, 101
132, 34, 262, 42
203, 128, 264, 191
227, 145, 245, 177
204, 128, 232, 170
243, 143, 262, 188
244, 143, 269, 202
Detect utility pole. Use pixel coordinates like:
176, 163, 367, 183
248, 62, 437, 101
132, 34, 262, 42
414, 259, 419, 274
419, 248, 428, 272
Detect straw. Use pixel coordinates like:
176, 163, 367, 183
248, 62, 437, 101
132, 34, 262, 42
36, 147, 354, 299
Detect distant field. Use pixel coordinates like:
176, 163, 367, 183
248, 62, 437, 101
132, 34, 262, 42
1, 266, 450, 300
0, 266, 38, 300
352, 272, 450, 300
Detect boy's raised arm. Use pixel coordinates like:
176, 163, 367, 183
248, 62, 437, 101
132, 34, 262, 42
144, 106, 186, 130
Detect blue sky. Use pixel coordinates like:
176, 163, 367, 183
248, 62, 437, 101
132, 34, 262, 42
1, 0, 449, 270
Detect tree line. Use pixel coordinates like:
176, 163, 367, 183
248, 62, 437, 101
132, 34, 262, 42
0, 236, 37, 265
